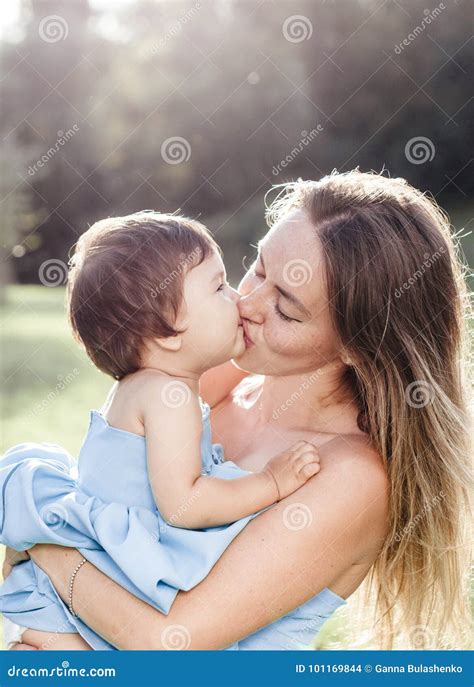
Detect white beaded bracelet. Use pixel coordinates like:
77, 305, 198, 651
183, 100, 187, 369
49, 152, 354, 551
68, 557, 87, 618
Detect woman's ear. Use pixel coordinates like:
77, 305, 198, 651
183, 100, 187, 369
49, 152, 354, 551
340, 348, 352, 366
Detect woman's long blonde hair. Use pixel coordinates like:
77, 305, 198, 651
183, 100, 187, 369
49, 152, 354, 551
266, 170, 472, 649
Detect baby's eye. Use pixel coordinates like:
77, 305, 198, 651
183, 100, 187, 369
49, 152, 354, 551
216, 282, 225, 292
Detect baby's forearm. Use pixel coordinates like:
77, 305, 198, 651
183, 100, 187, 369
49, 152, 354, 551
163, 471, 278, 529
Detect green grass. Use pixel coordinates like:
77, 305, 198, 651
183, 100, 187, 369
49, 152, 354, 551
0, 286, 112, 456
0, 286, 114, 647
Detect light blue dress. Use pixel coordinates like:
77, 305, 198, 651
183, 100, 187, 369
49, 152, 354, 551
0, 401, 346, 650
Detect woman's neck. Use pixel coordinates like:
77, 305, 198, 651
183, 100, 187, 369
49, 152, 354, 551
255, 362, 359, 435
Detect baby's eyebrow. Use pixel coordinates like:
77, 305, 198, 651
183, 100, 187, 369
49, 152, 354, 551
211, 269, 226, 283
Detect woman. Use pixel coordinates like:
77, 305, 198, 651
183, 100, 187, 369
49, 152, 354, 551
4, 170, 471, 650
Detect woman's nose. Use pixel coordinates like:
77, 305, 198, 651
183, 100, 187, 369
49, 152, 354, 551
237, 289, 264, 323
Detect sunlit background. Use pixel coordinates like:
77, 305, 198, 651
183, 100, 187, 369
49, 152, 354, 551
0, 0, 472, 648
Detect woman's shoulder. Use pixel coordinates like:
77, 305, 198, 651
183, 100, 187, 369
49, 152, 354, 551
324, 432, 387, 479
310, 434, 389, 515
290, 434, 389, 559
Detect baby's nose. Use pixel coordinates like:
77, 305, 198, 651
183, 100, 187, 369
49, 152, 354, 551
228, 285, 241, 303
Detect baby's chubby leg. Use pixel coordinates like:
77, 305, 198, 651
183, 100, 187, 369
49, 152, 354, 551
21, 628, 92, 650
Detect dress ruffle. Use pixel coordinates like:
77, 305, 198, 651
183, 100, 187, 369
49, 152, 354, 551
0, 441, 262, 649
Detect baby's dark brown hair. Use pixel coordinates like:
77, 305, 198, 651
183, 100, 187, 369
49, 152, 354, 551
67, 211, 219, 380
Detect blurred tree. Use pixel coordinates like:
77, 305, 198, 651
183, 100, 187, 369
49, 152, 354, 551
0, 0, 472, 285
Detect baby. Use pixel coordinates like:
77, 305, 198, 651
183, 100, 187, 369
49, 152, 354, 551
0, 211, 320, 650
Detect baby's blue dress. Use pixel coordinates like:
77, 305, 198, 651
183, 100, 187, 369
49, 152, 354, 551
0, 401, 346, 650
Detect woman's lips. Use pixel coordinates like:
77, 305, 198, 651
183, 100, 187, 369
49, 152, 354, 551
241, 320, 254, 347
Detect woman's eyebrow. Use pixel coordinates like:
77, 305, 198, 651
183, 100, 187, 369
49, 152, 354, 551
258, 245, 311, 318
276, 285, 311, 317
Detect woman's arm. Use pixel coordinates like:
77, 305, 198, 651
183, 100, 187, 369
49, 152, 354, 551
199, 360, 249, 408
30, 438, 389, 650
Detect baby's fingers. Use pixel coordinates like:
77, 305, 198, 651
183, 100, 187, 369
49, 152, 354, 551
299, 462, 321, 479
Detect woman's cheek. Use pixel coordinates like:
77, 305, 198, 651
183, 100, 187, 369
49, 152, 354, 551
263, 317, 294, 354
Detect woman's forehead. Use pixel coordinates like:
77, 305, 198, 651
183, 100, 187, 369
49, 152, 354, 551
259, 210, 326, 310
261, 209, 322, 268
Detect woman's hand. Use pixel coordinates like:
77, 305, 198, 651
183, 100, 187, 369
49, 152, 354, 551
10, 643, 38, 650
2, 547, 37, 651
2, 547, 30, 579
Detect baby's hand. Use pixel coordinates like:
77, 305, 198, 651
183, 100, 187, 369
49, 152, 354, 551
264, 440, 321, 501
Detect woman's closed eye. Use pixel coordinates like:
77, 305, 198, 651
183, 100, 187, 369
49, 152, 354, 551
253, 262, 301, 323
274, 302, 301, 323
